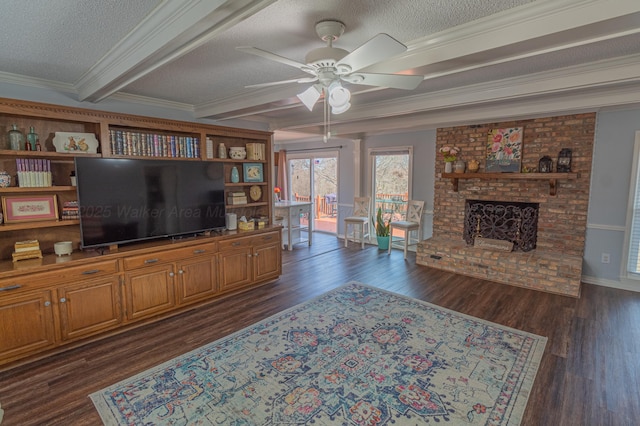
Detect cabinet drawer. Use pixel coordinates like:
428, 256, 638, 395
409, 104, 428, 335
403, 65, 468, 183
124, 243, 217, 270
0, 260, 119, 293
219, 236, 253, 251
219, 232, 280, 252
252, 231, 280, 245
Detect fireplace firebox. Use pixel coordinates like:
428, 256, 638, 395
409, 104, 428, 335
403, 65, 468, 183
463, 199, 539, 252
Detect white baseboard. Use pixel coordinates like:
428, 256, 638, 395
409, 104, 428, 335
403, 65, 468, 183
581, 275, 640, 292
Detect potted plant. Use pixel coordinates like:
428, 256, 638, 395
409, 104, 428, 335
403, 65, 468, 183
373, 207, 391, 250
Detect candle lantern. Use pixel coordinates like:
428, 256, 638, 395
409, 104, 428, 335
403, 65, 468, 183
557, 148, 572, 172
539, 156, 553, 173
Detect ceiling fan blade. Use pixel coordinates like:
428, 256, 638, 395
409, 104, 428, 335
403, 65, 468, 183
336, 33, 407, 73
246, 76, 318, 89
236, 46, 310, 71
341, 72, 423, 90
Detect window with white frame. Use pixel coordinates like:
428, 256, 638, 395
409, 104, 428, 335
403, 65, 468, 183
623, 131, 640, 280
368, 147, 413, 222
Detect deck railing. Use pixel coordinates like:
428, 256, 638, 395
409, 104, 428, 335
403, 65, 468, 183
294, 193, 336, 218
292, 192, 408, 220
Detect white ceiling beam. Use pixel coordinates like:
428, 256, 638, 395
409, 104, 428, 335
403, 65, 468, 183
76, 0, 276, 102
367, 0, 640, 74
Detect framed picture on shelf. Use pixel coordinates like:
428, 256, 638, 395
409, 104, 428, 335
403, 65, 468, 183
486, 127, 523, 172
243, 163, 263, 182
1, 195, 59, 223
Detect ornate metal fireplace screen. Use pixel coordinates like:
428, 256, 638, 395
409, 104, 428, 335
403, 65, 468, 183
463, 199, 539, 252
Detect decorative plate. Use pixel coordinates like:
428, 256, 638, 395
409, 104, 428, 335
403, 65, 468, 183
53, 132, 99, 154
249, 185, 262, 201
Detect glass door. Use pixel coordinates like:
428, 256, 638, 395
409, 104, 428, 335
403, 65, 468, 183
288, 151, 338, 234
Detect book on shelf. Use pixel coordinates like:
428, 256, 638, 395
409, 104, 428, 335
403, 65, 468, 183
14, 240, 41, 253
246, 142, 265, 161
205, 137, 214, 159
62, 200, 79, 219
12, 249, 43, 262
227, 191, 247, 202
109, 129, 200, 158
227, 195, 248, 205
15, 158, 52, 187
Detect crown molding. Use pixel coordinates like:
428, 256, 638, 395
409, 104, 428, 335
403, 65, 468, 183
0, 71, 76, 93
0, 70, 195, 112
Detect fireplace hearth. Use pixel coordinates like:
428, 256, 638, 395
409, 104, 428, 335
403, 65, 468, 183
463, 199, 539, 251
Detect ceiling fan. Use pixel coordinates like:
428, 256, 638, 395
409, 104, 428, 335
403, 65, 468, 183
237, 20, 423, 115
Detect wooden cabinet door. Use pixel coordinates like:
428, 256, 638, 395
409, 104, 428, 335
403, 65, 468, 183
253, 241, 281, 282
57, 277, 122, 341
124, 264, 175, 321
0, 289, 56, 363
219, 247, 252, 291
176, 255, 218, 306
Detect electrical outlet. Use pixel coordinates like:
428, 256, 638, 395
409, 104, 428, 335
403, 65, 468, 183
601, 253, 610, 264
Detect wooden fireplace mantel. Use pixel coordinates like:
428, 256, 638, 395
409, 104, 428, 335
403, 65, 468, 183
442, 172, 579, 195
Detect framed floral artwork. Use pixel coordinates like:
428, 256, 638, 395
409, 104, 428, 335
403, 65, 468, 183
243, 163, 263, 182
486, 127, 523, 172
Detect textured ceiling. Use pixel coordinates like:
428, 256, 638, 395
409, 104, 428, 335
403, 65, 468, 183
1, 0, 639, 143
0, 0, 161, 82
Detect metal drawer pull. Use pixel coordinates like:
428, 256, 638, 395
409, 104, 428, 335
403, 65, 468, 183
144, 258, 160, 264
44, 301, 51, 307
82, 269, 101, 275
232, 242, 241, 246
0, 284, 21, 292
263, 236, 273, 240
169, 272, 175, 277
193, 249, 206, 254
60, 298, 67, 303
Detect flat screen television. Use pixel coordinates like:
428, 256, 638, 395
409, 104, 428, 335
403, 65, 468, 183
75, 157, 226, 248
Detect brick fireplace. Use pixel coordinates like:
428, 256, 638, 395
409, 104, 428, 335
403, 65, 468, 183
416, 113, 595, 297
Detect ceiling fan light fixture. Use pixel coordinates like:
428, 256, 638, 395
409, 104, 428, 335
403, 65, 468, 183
331, 102, 351, 115
327, 81, 351, 113
297, 85, 322, 111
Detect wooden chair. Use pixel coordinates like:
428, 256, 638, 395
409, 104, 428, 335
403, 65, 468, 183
344, 196, 371, 249
388, 200, 424, 258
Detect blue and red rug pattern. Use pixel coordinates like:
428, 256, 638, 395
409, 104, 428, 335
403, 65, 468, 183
91, 282, 546, 425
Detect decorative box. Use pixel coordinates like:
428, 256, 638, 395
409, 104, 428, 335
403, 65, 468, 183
238, 220, 255, 231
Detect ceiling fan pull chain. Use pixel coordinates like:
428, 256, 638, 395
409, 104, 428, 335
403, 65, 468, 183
324, 92, 330, 143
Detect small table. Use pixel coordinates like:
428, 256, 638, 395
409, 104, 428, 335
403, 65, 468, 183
274, 201, 313, 251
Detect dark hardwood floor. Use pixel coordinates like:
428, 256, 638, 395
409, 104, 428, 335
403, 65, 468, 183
1, 233, 639, 425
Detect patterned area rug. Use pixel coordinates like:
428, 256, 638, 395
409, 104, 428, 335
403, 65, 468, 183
90, 282, 546, 425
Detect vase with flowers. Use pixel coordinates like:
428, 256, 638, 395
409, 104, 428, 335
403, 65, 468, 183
439, 146, 460, 173
274, 186, 281, 202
